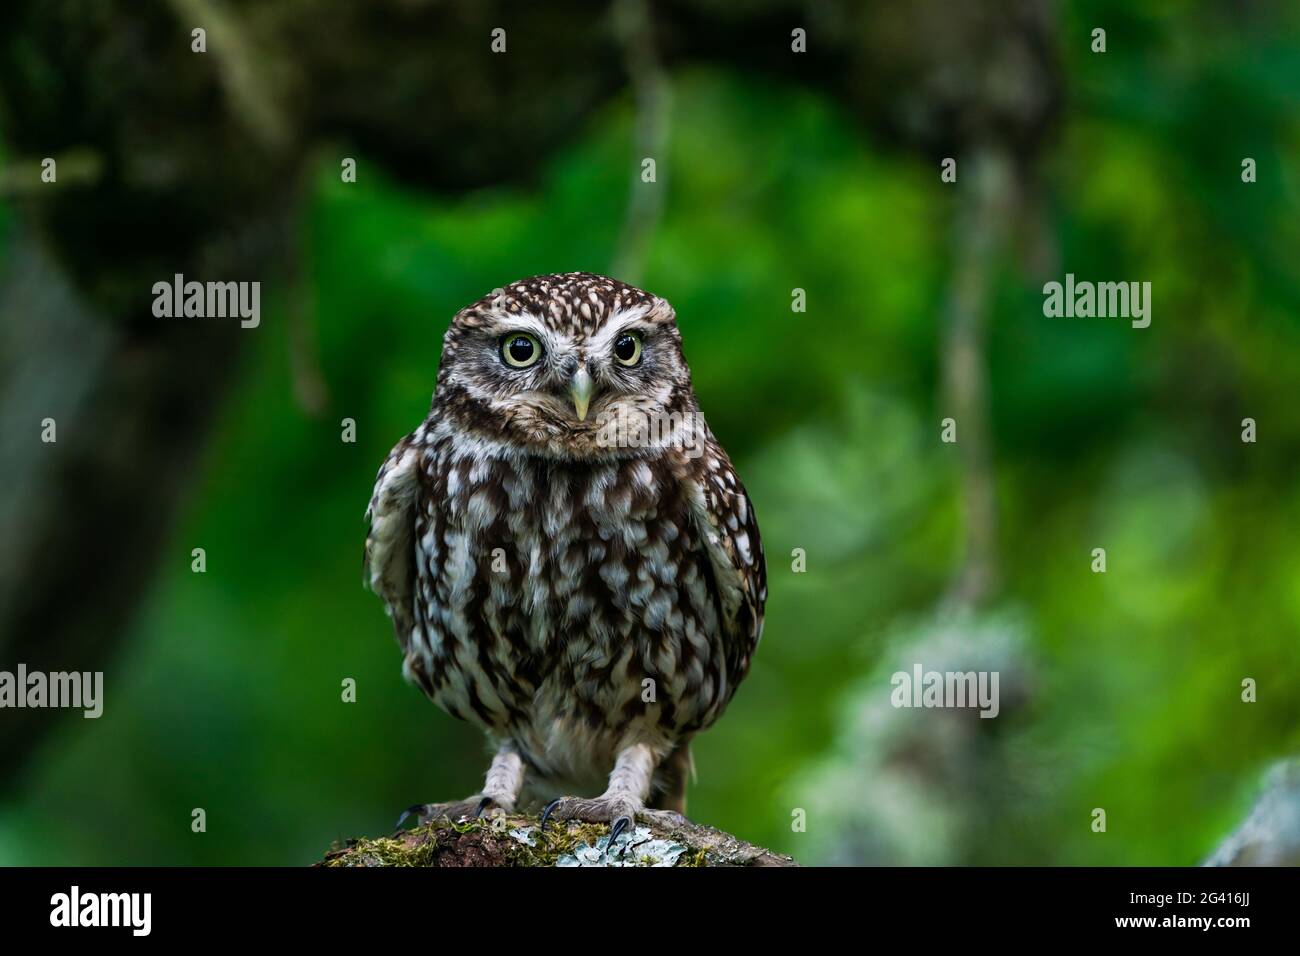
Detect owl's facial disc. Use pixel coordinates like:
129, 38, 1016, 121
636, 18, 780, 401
483, 319, 687, 455
439, 277, 694, 459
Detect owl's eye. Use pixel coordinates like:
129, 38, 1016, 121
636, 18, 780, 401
613, 331, 642, 367
500, 332, 542, 369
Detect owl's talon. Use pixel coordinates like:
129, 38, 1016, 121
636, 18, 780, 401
538, 797, 565, 831
393, 803, 427, 833
605, 815, 632, 858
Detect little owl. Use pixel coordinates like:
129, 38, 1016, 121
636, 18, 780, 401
365, 273, 766, 840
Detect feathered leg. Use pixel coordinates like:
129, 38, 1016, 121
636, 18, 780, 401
648, 742, 692, 815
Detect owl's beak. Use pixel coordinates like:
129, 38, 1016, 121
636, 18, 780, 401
569, 366, 595, 421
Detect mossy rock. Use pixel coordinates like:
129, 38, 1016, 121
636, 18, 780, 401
319, 814, 796, 868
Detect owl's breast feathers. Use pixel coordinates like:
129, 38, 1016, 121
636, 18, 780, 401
364, 418, 765, 776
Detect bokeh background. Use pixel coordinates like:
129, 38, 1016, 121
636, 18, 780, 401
1, 0, 1298, 865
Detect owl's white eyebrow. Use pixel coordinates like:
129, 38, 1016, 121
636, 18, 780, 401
611, 303, 654, 326
487, 313, 550, 339
587, 311, 654, 351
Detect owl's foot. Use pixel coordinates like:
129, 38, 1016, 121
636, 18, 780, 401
538, 794, 637, 828
538, 796, 688, 843
539, 794, 638, 848
393, 794, 508, 833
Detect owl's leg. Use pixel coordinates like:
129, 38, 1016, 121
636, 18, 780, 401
647, 742, 692, 816
394, 742, 524, 831
539, 742, 684, 841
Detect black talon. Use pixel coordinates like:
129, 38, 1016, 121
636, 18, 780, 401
474, 797, 493, 819
394, 803, 427, 833
605, 816, 631, 859
539, 798, 564, 831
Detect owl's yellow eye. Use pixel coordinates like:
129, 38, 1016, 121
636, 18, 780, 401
613, 331, 642, 367
500, 332, 542, 368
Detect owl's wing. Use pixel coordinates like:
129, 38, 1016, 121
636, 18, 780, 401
364, 434, 422, 649
682, 437, 767, 688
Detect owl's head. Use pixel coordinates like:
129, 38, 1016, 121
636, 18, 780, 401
433, 273, 700, 459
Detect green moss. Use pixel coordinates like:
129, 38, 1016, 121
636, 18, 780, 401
326, 832, 445, 867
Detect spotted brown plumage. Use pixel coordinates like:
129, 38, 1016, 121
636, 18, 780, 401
365, 273, 765, 831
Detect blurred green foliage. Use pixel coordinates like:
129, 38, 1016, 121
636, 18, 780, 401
2, 2, 1299, 865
